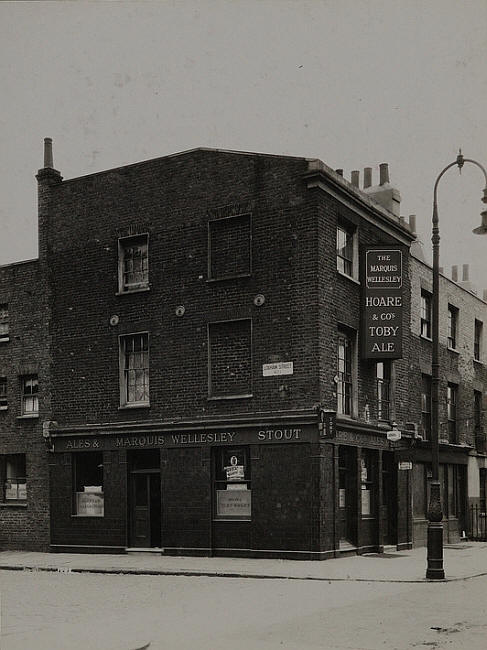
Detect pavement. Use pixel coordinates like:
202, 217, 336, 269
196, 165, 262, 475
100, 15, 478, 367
1, 542, 487, 583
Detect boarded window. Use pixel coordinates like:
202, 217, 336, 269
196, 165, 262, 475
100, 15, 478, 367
209, 320, 252, 397
209, 214, 251, 279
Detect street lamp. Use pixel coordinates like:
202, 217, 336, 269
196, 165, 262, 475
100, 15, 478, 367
427, 151, 487, 580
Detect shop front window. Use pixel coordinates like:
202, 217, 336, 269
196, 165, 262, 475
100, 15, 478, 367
214, 447, 251, 520
2, 454, 26, 501
73, 452, 104, 516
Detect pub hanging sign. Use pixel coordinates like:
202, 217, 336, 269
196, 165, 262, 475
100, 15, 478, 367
361, 246, 405, 359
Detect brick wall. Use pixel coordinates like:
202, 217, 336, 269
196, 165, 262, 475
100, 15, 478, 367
0, 260, 50, 550
42, 150, 322, 425
409, 256, 487, 446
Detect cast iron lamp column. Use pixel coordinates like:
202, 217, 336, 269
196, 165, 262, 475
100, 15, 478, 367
427, 151, 487, 580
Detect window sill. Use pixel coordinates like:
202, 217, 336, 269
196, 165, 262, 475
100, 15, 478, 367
0, 405, 8, 411
447, 347, 460, 355
336, 414, 357, 422
71, 514, 104, 518
0, 502, 27, 508
336, 270, 360, 285
213, 518, 251, 522
420, 334, 432, 342
208, 394, 253, 401
473, 358, 483, 366
0, 337, 9, 344
118, 403, 150, 410
17, 414, 39, 419
116, 286, 150, 296
206, 273, 252, 283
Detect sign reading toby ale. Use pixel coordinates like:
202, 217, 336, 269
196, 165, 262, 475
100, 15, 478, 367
362, 247, 405, 359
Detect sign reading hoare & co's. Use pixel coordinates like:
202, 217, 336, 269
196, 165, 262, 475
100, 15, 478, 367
361, 246, 405, 359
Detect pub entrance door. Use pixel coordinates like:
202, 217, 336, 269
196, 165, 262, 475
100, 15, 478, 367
338, 446, 357, 547
128, 450, 161, 548
381, 451, 397, 546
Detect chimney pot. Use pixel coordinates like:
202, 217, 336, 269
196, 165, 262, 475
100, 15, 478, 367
363, 167, 372, 188
43, 137, 53, 168
452, 265, 458, 282
409, 215, 416, 234
351, 170, 360, 187
335, 169, 344, 177
379, 163, 390, 186
462, 264, 469, 281
439, 266, 444, 275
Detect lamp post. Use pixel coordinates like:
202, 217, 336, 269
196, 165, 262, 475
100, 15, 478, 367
427, 151, 487, 580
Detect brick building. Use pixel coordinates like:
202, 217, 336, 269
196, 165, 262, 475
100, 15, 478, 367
1, 140, 486, 558
0, 259, 50, 550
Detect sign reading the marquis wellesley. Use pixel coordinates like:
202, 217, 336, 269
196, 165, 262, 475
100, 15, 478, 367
362, 247, 405, 359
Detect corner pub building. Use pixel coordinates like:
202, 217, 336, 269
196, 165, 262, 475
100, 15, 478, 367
2, 139, 484, 558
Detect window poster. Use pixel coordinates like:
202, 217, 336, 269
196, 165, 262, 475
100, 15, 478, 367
216, 489, 251, 517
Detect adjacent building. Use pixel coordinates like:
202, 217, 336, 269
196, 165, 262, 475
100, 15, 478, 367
0, 141, 486, 557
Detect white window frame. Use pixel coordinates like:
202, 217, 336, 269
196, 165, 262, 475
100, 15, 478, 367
0, 303, 9, 342
336, 223, 359, 281
447, 304, 458, 350
118, 234, 149, 294
0, 377, 7, 410
337, 328, 357, 417
119, 332, 150, 408
21, 375, 38, 416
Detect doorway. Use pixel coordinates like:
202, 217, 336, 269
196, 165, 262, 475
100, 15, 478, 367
338, 446, 357, 546
128, 450, 161, 548
381, 451, 397, 545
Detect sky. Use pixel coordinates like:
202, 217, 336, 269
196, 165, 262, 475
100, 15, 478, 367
1, 0, 486, 290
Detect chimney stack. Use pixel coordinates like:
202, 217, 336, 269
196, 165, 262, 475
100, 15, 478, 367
483, 289, 487, 303
43, 137, 53, 168
335, 169, 343, 177
452, 265, 458, 282
362, 163, 401, 217
351, 170, 360, 188
379, 163, 390, 186
363, 167, 372, 188
409, 215, 416, 234
462, 264, 469, 281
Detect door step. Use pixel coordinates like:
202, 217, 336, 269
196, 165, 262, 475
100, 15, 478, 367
338, 541, 357, 556
126, 547, 164, 555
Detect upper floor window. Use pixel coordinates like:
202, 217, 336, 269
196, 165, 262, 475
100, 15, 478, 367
336, 225, 354, 277
376, 361, 391, 421
208, 214, 251, 280
420, 290, 432, 339
337, 330, 354, 416
447, 304, 458, 350
446, 383, 457, 442
474, 390, 482, 432
1, 454, 26, 501
474, 319, 483, 361
119, 333, 149, 407
118, 234, 149, 293
21, 375, 38, 416
0, 377, 7, 410
208, 319, 252, 398
421, 374, 432, 440
0, 304, 8, 342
